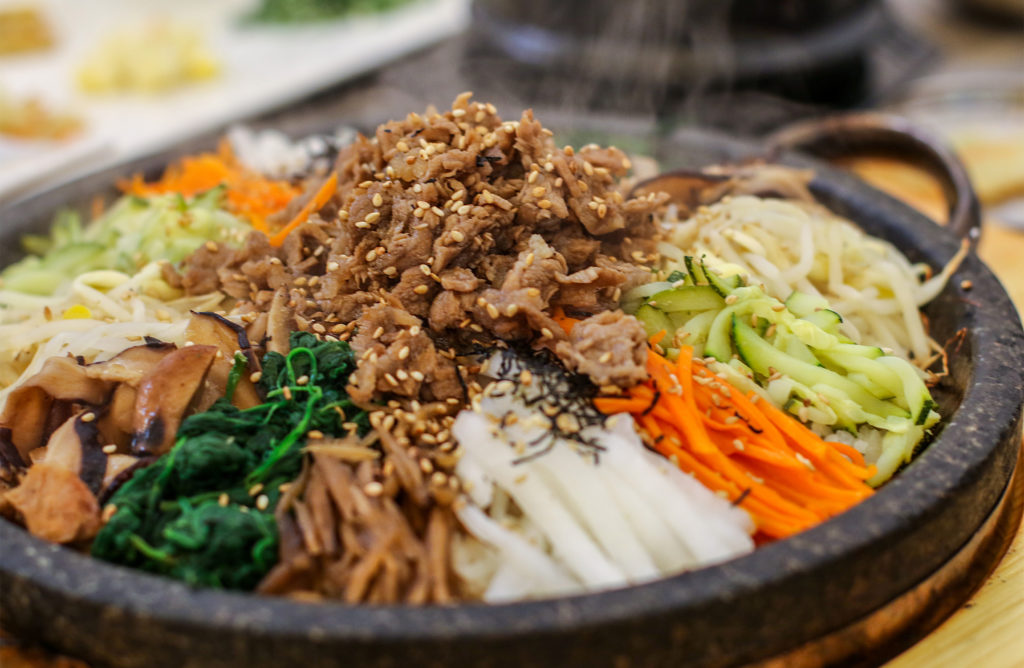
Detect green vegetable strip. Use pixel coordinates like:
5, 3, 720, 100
91, 332, 367, 590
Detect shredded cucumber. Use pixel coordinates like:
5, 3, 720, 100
1, 188, 249, 296
625, 256, 940, 485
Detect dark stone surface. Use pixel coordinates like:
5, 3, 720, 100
1, 130, 1022, 668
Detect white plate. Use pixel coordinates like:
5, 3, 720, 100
0, 0, 470, 203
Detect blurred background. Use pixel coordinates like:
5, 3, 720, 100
0, 0, 1022, 662
1, 1, 1021, 283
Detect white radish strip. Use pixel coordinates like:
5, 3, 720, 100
453, 413, 625, 588
456, 504, 577, 600
593, 461, 694, 572
530, 443, 660, 582
599, 428, 752, 563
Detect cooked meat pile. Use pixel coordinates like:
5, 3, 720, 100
167, 93, 662, 402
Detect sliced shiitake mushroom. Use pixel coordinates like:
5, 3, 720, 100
267, 287, 295, 356
629, 169, 735, 217
0, 356, 111, 460
83, 340, 176, 385
630, 164, 816, 218
4, 462, 101, 543
186, 312, 262, 409
131, 344, 217, 456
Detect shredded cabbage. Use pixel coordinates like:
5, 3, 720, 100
1, 188, 249, 296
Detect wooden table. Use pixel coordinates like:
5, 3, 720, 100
886, 223, 1024, 668
846, 149, 1024, 666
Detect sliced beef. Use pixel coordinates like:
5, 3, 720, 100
177, 94, 669, 403
555, 311, 648, 388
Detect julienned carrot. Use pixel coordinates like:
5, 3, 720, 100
122, 144, 300, 234
552, 311, 876, 538
268, 173, 338, 247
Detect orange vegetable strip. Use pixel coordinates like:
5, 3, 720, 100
592, 397, 652, 414
268, 173, 338, 247
755, 397, 875, 483
596, 341, 877, 538
651, 352, 819, 525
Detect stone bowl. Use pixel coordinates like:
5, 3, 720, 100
1, 125, 1022, 668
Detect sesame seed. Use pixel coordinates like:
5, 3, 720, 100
414, 285, 429, 295
372, 193, 384, 207
410, 325, 421, 336
725, 294, 739, 305
364, 481, 384, 497
282, 386, 293, 400
307, 430, 324, 439
355, 221, 371, 229
540, 327, 554, 338
385, 373, 400, 386
205, 241, 218, 252
296, 375, 309, 386
505, 304, 519, 317
218, 493, 229, 507
411, 370, 425, 381
599, 352, 613, 363
365, 250, 378, 262
486, 303, 500, 318
451, 230, 466, 242
102, 444, 117, 454
961, 279, 973, 290
526, 287, 541, 298
396, 141, 410, 153
256, 495, 269, 511
597, 203, 608, 218
398, 347, 410, 360
537, 199, 552, 209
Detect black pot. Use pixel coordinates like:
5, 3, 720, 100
468, 0, 884, 106
0, 116, 1022, 668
